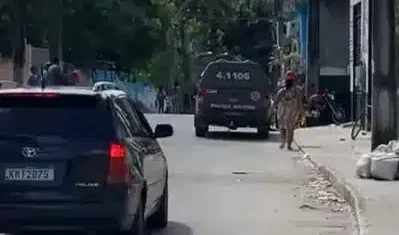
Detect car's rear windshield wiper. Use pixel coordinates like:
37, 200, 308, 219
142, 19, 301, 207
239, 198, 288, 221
0, 133, 40, 146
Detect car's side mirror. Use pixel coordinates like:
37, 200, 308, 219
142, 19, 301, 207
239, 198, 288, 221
154, 124, 173, 138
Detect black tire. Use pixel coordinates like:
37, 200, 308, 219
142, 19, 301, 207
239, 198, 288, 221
194, 117, 208, 137
99, 197, 145, 235
147, 181, 168, 229
351, 114, 362, 140
124, 199, 145, 235
257, 126, 269, 139
195, 127, 207, 137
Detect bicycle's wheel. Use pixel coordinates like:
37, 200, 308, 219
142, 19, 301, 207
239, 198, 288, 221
351, 114, 363, 140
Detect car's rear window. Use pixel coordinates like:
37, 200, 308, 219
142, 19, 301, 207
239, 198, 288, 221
200, 61, 272, 91
0, 94, 113, 140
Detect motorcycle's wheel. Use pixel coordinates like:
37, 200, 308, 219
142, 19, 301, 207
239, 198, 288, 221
331, 107, 346, 124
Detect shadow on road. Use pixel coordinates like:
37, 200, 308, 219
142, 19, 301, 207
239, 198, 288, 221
204, 130, 280, 143
149, 221, 193, 235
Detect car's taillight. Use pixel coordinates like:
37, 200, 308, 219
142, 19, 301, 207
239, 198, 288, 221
107, 142, 129, 184
197, 89, 217, 103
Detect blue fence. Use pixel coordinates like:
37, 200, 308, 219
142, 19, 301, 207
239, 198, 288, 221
295, 2, 309, 61
92, 69, 157, 111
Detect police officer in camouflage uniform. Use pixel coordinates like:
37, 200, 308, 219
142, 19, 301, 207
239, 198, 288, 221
270, 71, 304, 151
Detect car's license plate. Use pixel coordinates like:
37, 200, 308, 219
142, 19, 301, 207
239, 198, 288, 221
4, 168, 55, 181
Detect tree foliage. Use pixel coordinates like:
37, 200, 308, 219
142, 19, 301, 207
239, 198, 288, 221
0, 0, 178, 70
0, 0, 274, 84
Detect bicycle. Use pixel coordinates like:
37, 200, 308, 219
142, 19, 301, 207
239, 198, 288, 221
351, 104, 371, 140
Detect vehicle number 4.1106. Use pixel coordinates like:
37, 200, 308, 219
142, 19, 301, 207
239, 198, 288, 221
216, 71, 250, 81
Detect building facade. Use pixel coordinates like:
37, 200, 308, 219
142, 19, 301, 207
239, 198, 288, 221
291, 0, 350, 114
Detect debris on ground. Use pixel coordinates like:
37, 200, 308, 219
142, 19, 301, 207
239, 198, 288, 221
296, 157, 350, 214
298, 204, 318, 210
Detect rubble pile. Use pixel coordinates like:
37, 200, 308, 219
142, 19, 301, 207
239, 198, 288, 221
305, 173, 348, 213
298, 157, 349, 213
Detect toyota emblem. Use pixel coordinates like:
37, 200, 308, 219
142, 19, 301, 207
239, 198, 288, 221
21, 147, 37, 158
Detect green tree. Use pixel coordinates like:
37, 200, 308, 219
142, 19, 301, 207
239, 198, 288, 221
0, 0, 56, 82
0, 0, 182, 81
0, 0, 28, 83
0, 0, 274, 85
62, 0, 166, 70
179, 0, 273, 52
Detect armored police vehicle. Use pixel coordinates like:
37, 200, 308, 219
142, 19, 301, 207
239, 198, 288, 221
194, 59, 273, 138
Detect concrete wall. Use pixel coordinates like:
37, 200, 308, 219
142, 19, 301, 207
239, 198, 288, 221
319, 0, 350, 75
0, 60, 14, 81
348, 0, 371, 120
0, 44, 49, 84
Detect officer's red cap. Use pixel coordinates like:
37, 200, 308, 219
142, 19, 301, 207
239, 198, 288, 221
285, 70, 297, 81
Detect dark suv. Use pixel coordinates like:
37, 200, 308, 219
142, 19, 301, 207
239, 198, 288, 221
0, 87, 172, 234
194, 60, 273, 137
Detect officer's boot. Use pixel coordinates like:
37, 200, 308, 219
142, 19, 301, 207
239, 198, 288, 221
287, 129, 294, 151
279, 129, 286, 149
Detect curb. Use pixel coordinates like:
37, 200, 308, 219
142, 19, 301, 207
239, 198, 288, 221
293, 140, 370, 235
341, 122, 354, 128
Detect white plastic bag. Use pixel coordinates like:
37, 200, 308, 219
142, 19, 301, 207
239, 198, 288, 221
387, 140, 399, 153
370, 153, 399, 180
373, 144, 388, 153
355, 154, 372, 178
369, 151, 386, 159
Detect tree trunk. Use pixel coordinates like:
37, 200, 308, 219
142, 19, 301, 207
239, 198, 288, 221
49, 0, 63, 61
11, 0, 26, 84
206, 1, 218, 52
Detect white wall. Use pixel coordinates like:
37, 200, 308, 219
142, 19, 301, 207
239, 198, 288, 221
349, 0, 370, 93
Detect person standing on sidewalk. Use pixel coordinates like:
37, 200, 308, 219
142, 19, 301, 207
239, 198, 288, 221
46, 58, 61, 85
27, 66, 40, 86
47, 58, 69, 85
171, 81, 183, 113
156, 86, 166, 113
270, 70, 304, 150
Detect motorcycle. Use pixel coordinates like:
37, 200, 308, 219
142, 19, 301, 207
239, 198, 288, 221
307, 91, 346, 125
323, 91, 346, 124
271, 89, 346, 128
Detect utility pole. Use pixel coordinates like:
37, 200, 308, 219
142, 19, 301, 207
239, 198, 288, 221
11, 0, 27, 84
371, 0, 397, 149
306, 0, 320, 96
180, 19, 190, 84
274, 0, 284, 80
206, 1, 218, 52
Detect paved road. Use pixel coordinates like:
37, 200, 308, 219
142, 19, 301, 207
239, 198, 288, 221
146, 114, 352, 235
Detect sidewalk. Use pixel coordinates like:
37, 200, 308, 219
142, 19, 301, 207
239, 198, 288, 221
295, 125, 399, 235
